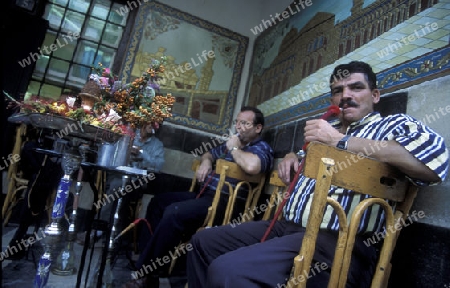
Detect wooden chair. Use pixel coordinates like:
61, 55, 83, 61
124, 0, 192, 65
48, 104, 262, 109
2, 123, 29, 226
204, 158, 267, 226
288, 141, 418, 288
262, 170, 286, 221
169, 158, 267, 274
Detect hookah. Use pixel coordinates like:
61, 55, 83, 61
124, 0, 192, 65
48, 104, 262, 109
34, 144, 82, 287
52, 143, 91, 275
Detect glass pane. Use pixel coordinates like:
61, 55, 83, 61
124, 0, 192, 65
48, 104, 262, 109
91, 0, 110, 20
40, 83, 64, 100
74, 40, 99, 65
53, 36, 77, 61
46, 58, 70, 83
49, 0, 68, 6
73, 40, 101, 81
83, 17, 106, 41
68, 0, 89, 13
109, 3, 128, 25
25, 81, 41, 100
102, 23, 123, 47
97, 45, 116, 68
32, 56, 49, 80
62, 10, 84, 34
68, 64, 90, 88
52, 33, 77, 60
42, 31, 57, 55
43, 4, 64, 29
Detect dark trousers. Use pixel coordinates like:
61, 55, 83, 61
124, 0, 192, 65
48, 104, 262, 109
135, 189, 218, 274
187, 220, 377, 288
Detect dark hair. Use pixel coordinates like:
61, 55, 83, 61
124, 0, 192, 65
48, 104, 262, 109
330, 61, 377, 90
240, 106, 264, 126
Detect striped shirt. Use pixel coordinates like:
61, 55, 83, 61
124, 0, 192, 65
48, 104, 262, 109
204, 137, 274, 194
284, 112, 449, 234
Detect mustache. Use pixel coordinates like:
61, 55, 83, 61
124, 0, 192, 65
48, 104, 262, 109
339, 99, 358, 108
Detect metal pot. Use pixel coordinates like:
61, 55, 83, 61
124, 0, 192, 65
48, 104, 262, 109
96, 142, 116, 166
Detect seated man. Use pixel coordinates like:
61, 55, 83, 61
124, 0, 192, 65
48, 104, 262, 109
186, 61, 449, 288
127, 106, 274, 287
79, 121, 165, 243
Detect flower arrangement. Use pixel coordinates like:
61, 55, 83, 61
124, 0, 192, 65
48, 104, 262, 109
112, 57, 175, 128
15, 57, 175, 135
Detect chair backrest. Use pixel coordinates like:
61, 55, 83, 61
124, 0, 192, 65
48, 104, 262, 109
289, 142, 418, 288
2, 123, 28, 226
262, 170, 287, 221
189, 159, 201, 193
190, 158, 266, 227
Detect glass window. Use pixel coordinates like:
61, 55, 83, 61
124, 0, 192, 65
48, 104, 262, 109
109, 3, 127, 25
52, 33, 77, 60
91, 0, 110, 20
27, 0, 128, 99
103, 23, 123, 47
68, 0, 89, 13
50, 0, 69, 6
43, 4, 64, 29
83, 17, 106, 41
61, 10, 84, 34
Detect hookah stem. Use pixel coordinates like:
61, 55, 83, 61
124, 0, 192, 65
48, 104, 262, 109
260, 159, 305, 243
73, 167, 84, 210
260, 105, 340, 243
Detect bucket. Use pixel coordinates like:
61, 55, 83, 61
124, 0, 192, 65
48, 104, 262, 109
96, 142, 116, 166
112, 135, 132, 166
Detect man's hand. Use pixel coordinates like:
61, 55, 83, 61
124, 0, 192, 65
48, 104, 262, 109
196, 159, 212, 183
226, 134, 242, 151
278, 152, 299, 185
304, 119, 343, 147
131, 146, 141, 155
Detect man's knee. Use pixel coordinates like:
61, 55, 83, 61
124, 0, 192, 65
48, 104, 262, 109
207, 256, 229, 286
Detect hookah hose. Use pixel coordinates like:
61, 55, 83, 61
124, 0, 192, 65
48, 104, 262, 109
113, 160, 215, 241
114, 133, 240, 240
114, 217, 153, 242
260, 105, 341, 242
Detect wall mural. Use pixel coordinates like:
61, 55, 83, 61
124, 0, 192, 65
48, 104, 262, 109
246, 0, 450, 128
121, 1, 248, 134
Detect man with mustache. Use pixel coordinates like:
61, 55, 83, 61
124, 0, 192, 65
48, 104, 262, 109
124, 106, 274, 288
186, 61, 449, 288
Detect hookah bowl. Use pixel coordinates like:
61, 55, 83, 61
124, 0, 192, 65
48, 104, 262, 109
34, 151, 81, 287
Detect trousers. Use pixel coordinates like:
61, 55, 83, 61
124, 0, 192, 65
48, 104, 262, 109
187, 219, 377, 288
135, 189, 221, 274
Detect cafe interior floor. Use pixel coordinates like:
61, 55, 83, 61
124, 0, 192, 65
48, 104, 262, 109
1, 216, 187, 288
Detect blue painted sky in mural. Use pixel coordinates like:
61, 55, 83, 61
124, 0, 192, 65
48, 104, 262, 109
252, 0, 377, 72
290, 0, 377, 29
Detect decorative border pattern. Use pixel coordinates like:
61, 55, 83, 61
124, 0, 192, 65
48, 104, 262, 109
120, 1, 249, 134
265, 46, 450, 128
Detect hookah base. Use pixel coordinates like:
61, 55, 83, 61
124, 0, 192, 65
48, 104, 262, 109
51, 266, 77, 276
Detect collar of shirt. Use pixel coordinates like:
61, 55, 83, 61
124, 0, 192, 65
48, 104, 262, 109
330, 111, 381, 132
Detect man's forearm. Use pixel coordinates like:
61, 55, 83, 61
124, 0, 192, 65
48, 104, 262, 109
346, 137, 440, 182
201, 152, 214, 165
230, 149, 261, 175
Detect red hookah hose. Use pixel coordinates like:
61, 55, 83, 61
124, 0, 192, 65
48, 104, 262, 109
260, 105, 340, 242
114, 217, 153, 242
